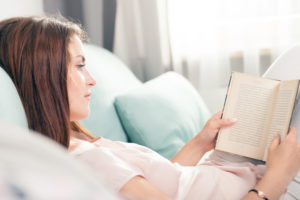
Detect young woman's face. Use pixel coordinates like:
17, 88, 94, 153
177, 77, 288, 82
67, 35, 96, 121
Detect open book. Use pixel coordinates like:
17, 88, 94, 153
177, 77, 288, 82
215, 72, 299, 161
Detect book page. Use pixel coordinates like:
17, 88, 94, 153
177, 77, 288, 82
262, 80, 299, 161
216, 72, 279, 160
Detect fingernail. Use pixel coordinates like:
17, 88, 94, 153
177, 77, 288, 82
229, 118, 238, 122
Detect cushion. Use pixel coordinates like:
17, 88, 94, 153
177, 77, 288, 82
0, 120, 120, 199
0, 67, 28, 129
114, 72, 211, 159
80, 44, 142, 141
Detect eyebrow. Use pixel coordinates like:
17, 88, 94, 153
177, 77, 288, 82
75, 55, 86, 62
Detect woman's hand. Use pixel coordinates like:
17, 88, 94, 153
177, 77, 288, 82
266, 126, 300, 184
194, 110, 237, 153
243, 127, 300, 200
171, 111, 236, 166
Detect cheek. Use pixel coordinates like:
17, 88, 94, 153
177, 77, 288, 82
68, 71, 85, 96
67, 70, 90, 121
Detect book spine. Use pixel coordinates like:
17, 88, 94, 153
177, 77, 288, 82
289, 80, 300, 133
216, 71, 234, 144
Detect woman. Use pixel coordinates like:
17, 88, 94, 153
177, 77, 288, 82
0, 16, 299, 200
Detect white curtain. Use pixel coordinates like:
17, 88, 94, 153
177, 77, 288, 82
114, 0, 300, 112
113, 0, 171, 82
168, 0, 300, 112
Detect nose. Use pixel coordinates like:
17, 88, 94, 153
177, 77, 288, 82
86, 70, 96, 87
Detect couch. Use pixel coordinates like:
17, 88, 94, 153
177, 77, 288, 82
0, 43, 211, 199
0, 120, 121, 199
2, 42, 300, 199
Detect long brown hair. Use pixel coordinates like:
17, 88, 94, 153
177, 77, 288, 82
0, 16, 93, 147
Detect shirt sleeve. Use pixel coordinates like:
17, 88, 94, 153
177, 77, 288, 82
74, 146, 144, 192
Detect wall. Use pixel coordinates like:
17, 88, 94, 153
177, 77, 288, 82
0, 0, 44, 20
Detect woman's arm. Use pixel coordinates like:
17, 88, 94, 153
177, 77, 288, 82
120, 176, 170, 200
242, 127, 300, 200
171, 111, 237, 166
170, 133, 207, 166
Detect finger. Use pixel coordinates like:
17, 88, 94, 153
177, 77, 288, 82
219, 118, 238, 126
212, 110, 222, 120
211, 118, 237, 129
269, 134, 281, 152
216, 110, 222, 119
288, 126, 297, 137
286, 126, 297, 141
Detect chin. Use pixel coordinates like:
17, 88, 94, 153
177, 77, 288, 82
81, 111, 90, 120
70, 110, 90, 121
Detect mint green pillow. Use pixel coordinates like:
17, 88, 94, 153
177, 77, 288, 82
114, 72, 211, 159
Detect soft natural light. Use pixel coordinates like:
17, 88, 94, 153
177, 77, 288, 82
168, 0, 300, 57
168, 0, 300, 112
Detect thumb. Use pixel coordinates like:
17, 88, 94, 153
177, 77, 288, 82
269, 134, 281, 152
287, 126, 297, 140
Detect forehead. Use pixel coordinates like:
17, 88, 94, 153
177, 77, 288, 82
68, 35, 84, 60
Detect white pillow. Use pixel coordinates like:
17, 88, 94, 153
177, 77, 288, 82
0, 121, 120, 199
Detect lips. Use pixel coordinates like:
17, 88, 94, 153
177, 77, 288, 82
85, 93, 92, 100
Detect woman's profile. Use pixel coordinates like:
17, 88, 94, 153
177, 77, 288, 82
0, 16, 300, 200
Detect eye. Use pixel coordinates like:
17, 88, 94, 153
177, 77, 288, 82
76, 64, 85, 69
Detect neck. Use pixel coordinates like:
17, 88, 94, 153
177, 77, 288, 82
71, 130, 93, 142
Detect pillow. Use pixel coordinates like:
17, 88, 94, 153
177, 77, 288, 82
0, 67, 28, 129
0, 120, 120, 200
114, 72, 211, 159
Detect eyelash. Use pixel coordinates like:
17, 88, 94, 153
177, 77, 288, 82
77, 64, 85, 69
